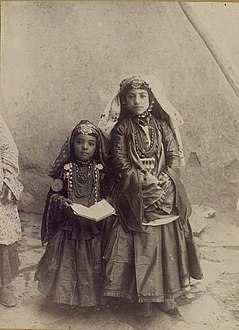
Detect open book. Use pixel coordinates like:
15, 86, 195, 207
71, 199, 115, 222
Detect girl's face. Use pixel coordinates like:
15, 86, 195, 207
73, 133, 97, 161
126, 88, 150, 115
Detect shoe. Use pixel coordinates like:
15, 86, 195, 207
165, 307, 181, 317
181, 285, 191, 292
0, 287, 17, 307
136, 302, 152, 317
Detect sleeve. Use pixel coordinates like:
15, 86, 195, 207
1, 121, 23, 200
160, 121, 180, 174
111, 124, 133, 176
41, 172, 69, 244
111, 123, 141, 191
99, 170, 110, 199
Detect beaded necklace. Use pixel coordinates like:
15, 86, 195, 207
133, 118, 158, 158
66, 161, 100, 204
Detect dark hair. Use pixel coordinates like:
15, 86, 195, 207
69, 120, 109, 166
70, 130, 98, 161
118, 85, 154, 120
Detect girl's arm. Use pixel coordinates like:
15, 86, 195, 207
160, 121, 180, 174
111, 124, 132, 177
41, 171, 72, 244
1, 120, 23, 202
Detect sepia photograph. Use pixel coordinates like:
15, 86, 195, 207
0, 1, 239, 329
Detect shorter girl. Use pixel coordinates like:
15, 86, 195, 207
35, 120, 110, 309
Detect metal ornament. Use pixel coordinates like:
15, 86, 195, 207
51, 178, 64, 192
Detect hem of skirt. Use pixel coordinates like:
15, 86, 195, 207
191, 274, 204, 280
37, 283, 101, 307
0, 238, 21, 246
51, 298, 102, 307
103, 290, 166, 303
138, 296, 165, 303
103, 290, 135, 300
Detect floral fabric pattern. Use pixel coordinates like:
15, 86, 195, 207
0, 116, 23, 245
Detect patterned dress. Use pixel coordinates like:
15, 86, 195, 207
0, 116, 22, 286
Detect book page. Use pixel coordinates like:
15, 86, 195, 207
71, 199, 115, 221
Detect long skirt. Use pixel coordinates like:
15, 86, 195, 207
35, 227, 103, 307
103, 218, 203, 304
0, 243, 20, 288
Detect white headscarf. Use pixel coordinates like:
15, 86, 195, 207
98, 74, 185, 165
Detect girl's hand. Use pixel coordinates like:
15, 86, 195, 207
63, 198, 73, 207
146, 191, 166, 211
52, 195, 72, 210
151, 196, 166, 209
59, 197, 72, 210
0, 183, 13, 205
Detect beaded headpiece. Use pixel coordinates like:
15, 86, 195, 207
75, 123, 97, 136
120, 76, 151, 92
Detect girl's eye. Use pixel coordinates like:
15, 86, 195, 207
75, 139, 83, 144
89, 142, 96, 147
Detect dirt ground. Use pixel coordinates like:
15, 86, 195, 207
0, 209, 239, 330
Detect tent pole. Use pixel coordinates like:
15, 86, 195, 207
179, 2, 239, 99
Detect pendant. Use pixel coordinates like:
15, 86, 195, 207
51, 178, 64, 192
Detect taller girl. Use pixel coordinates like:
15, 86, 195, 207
99, 74, 203, 316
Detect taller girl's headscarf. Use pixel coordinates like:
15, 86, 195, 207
98, 74, 185, 165
48, 120, 109, 179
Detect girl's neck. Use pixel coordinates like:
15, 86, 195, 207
74, 158, 94, 166
131, 110, 152, 126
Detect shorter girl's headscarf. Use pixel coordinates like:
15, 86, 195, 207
48, 120, 109, 179
98, 74, 185, 165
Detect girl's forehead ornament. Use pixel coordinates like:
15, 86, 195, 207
76, 124, 95, 135
120, 76, 151, 91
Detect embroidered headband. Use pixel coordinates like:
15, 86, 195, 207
74, 123, 98, 136
120, 76, 151, 92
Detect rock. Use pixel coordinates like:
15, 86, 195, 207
189, 212, 208, 236
192, 205, 216, 219
189, 205, 216, 235
202, 208, 216, 219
